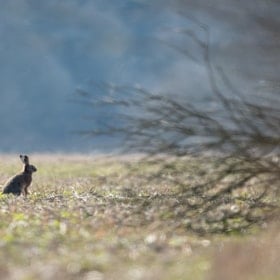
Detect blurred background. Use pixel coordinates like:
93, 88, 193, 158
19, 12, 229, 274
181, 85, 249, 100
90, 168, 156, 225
0, 0, 279, 153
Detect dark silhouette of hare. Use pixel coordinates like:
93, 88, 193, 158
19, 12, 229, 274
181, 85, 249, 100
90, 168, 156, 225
2, 155, 37, 196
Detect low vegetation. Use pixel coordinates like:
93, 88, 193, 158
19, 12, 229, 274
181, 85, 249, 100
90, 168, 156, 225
0, 154, 278, 280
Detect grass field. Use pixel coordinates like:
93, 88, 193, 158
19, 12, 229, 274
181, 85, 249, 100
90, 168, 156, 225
0, 154, 278, 280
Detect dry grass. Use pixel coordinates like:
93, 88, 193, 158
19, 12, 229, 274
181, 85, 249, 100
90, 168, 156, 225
0, 154, 278, 280
209, 223, 280, 280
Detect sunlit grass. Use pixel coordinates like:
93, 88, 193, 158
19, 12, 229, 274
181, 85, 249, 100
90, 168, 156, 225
0, 154, 278, 280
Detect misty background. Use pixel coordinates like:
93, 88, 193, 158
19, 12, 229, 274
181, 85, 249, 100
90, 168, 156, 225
0, 0, 279, 153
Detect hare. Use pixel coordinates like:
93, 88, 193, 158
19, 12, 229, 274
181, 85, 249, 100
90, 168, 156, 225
2, 155, 37, 196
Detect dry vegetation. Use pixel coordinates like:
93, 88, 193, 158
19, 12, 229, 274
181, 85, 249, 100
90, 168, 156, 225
0, 154, 278, 280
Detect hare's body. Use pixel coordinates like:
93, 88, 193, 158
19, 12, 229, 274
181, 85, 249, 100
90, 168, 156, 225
2, 155, 37, 196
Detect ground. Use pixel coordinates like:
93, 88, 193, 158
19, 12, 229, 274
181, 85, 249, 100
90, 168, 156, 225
0, 154, 278, 280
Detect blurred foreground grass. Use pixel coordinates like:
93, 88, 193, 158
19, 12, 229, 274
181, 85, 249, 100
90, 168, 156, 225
0, 154, 278, 280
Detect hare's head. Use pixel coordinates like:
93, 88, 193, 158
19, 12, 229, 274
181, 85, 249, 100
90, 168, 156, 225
20, 154, 37, 174
24, 164, 37, 173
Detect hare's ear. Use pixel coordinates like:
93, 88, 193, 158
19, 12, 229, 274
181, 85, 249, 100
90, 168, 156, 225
20, 155, 29, 164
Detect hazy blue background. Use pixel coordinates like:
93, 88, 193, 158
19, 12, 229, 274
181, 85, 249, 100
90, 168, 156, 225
0, 0, 279, 153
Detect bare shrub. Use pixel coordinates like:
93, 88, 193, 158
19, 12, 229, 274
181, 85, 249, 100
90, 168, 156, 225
74, 11, 280, 234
